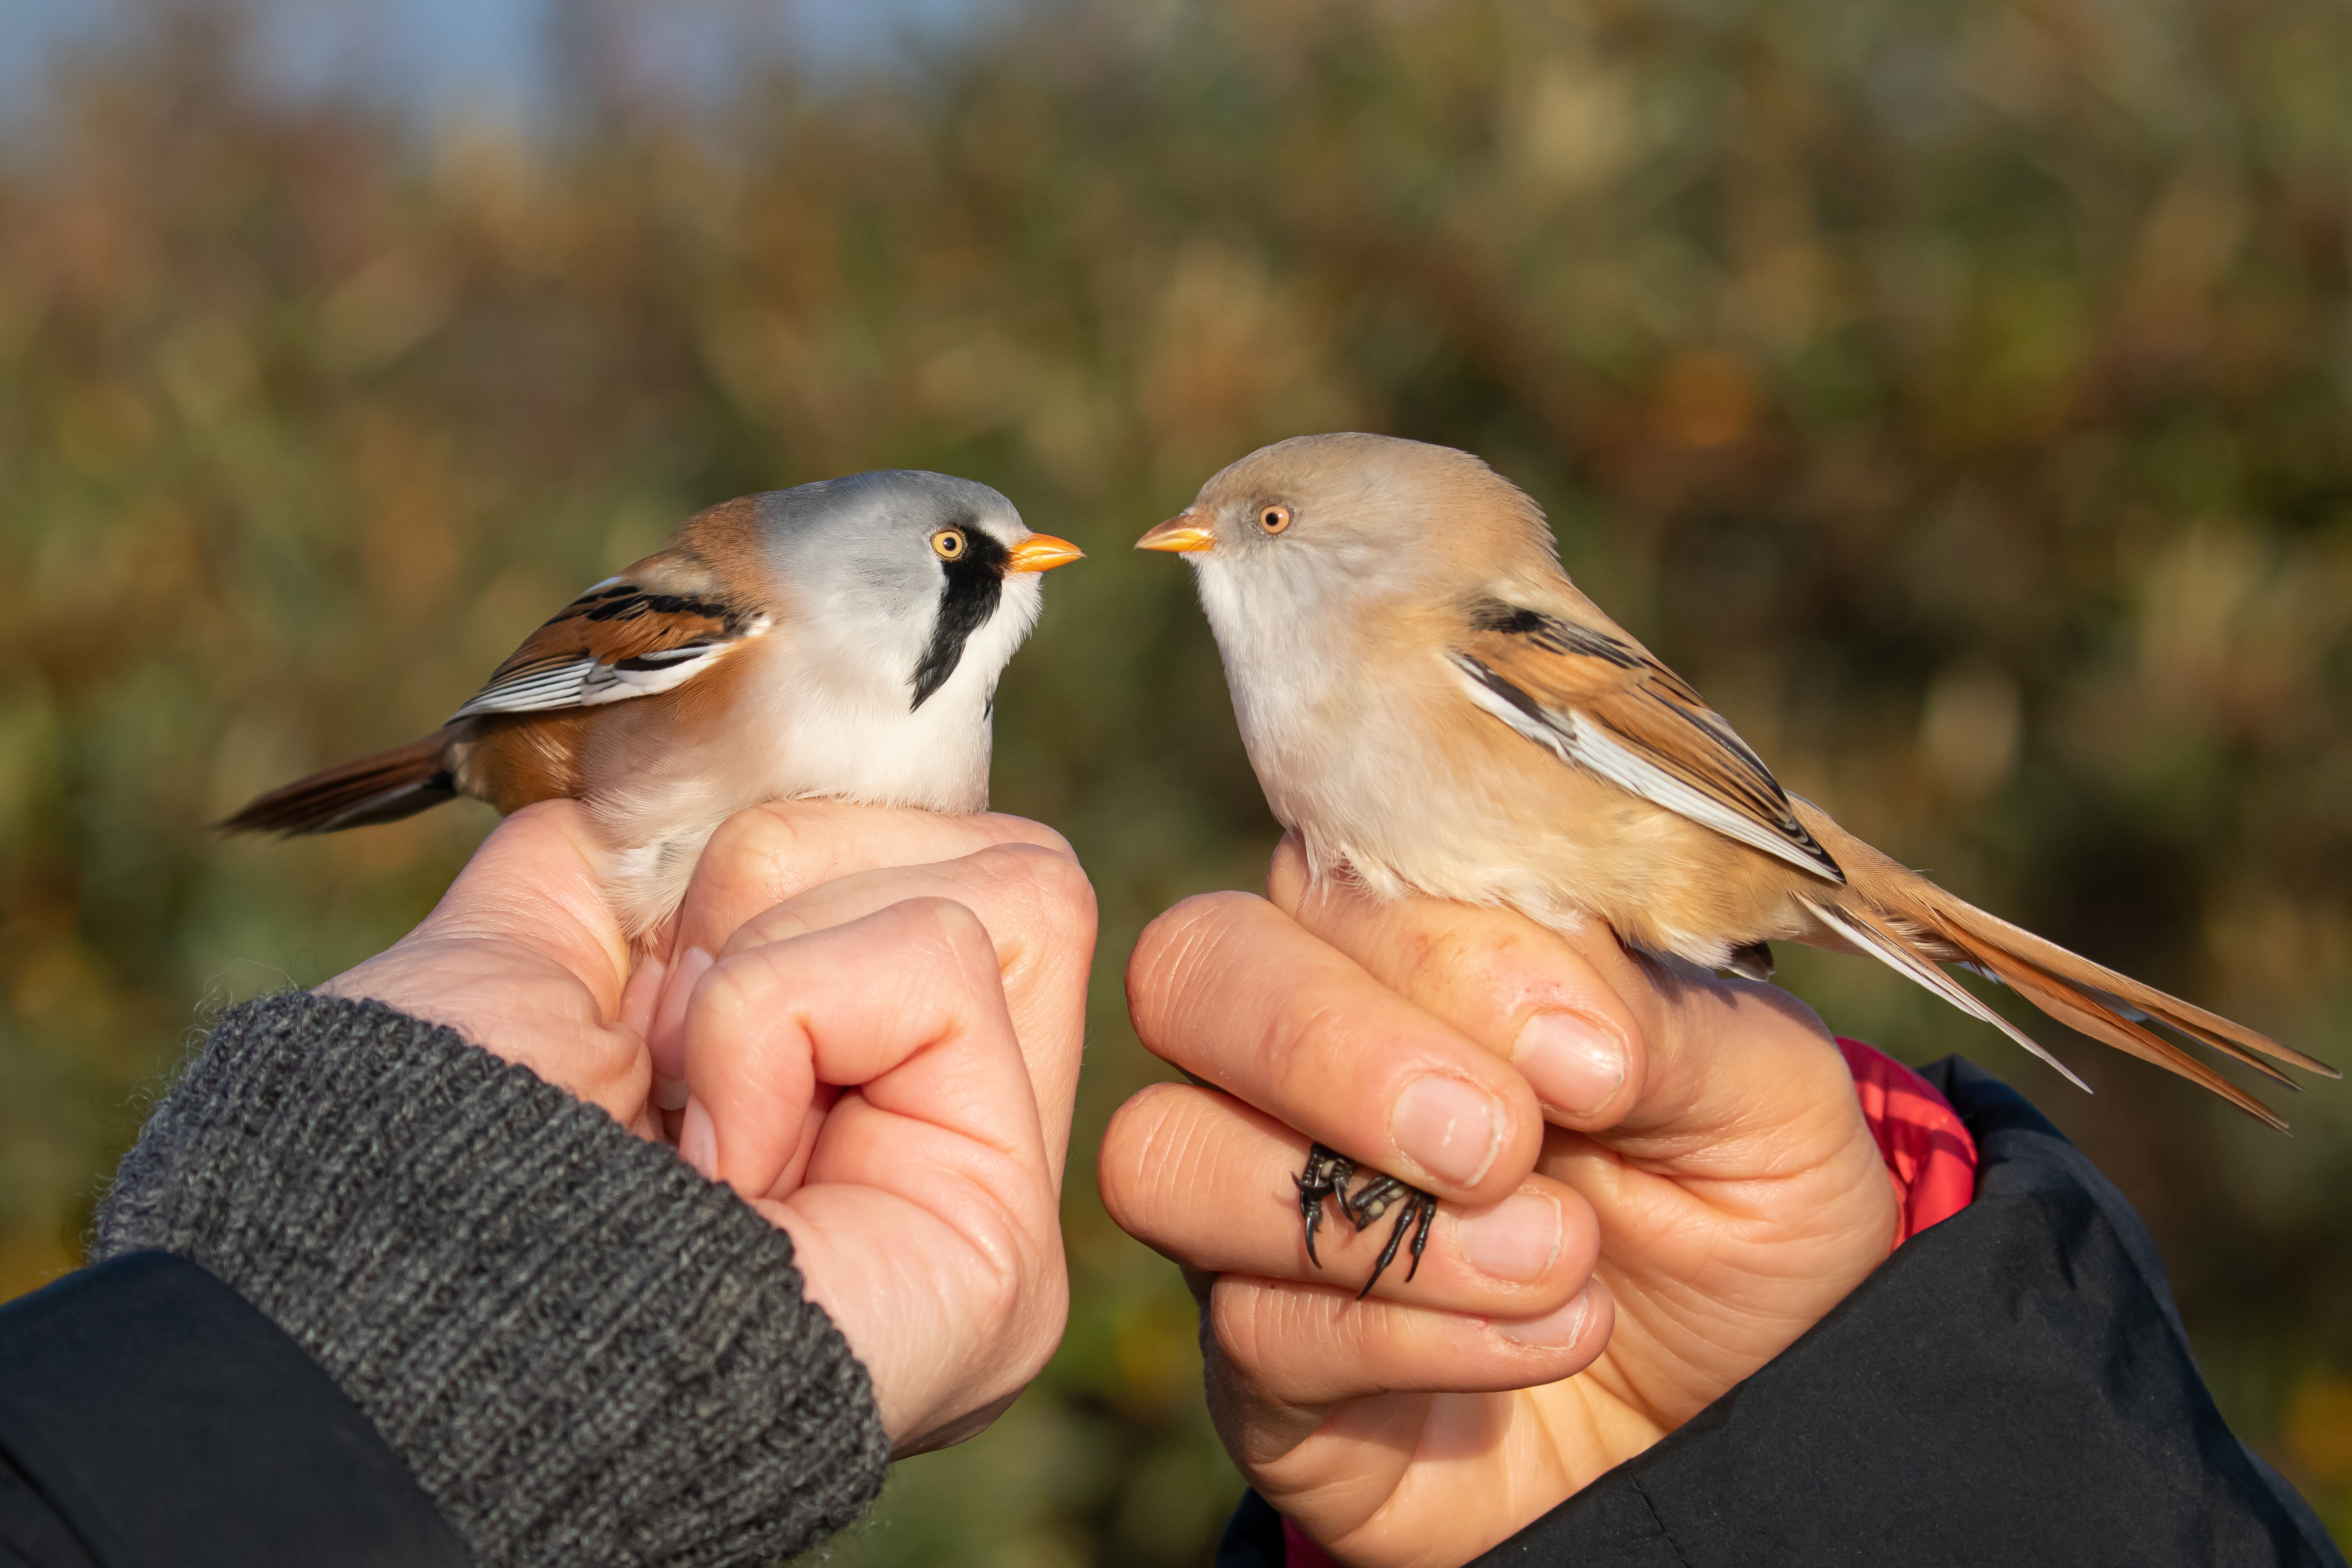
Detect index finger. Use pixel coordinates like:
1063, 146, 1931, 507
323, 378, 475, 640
1126, 891, 1543, 1207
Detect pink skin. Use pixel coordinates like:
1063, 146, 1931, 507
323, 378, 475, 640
320, 797, 1095, 1457
1103, 836, 1898, 1568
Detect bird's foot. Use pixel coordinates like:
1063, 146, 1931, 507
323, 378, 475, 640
1295, 1142, 1357, 1268
1296, 1141, 1438, 1299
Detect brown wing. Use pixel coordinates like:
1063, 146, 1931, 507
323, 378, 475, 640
1448, 597, 1843, 882
450, 550, 765, 720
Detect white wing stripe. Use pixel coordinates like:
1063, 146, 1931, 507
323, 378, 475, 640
1450, 656, 1839, 881
579, 645, 727, 705
449, 643, 735, 720
448, 609, 768, 722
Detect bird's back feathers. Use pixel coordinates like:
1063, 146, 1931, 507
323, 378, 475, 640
1448, 597, 1844, 882
452, 500, 773, 720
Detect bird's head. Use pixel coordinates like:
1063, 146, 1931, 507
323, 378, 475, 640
1136, 432, 1559, 652
764, 470, 1081, 712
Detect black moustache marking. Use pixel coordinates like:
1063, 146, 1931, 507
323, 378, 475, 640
910, 522, 1011, 710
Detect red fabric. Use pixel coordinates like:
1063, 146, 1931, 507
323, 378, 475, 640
1274, 1040, 1980, 1565
1836, 1037, 1979, 1244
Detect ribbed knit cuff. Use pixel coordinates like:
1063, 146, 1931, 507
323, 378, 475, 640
91, 993, 890, 1568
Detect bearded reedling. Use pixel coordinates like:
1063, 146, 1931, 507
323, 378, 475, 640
1140, 432, 2331, 1293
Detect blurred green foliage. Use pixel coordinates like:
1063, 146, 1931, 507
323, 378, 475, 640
3, 0, 2351, 1558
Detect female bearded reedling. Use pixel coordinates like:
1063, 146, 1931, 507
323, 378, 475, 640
226, 470, 1082, 936
1139, 431, 2335, 1293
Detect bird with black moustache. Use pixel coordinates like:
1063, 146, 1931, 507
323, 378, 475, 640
1140, 431, 2334, 1294
226, 469, 1081, 936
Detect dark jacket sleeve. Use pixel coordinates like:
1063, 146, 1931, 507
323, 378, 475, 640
1220, 1056, 2345, 1568
0, 992, 893, 1568
0, 1252, 466, 1568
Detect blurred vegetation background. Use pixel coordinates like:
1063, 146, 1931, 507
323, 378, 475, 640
3, 0, 2349, 1558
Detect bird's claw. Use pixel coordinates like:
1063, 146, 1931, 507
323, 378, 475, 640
1295, 1142, 1357, 1268
1297, 1141, 1438, 1298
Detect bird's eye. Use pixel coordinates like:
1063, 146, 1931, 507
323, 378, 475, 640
931, 528, 968, 560
1258, 504, 1293, 535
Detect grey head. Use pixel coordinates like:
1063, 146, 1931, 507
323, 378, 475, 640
755, 469, 1077, 711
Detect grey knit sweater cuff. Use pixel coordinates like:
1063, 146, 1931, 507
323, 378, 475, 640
91, 992, 891, 1567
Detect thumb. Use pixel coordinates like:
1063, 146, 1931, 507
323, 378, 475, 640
411, 800, 633, 1013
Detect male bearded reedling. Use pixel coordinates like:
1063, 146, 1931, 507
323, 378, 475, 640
225, 470, 1082, 936
1139, 431, 2336, 1293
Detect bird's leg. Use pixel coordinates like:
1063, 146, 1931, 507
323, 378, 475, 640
1295, 1142, 1357, 1268
1341, 1169, 1438, 1298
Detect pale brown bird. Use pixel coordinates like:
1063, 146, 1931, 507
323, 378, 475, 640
227, 470, 1081, 936
1139, 431, 2334, 1289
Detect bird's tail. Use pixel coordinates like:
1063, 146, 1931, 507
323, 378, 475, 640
1789, 798, 2337, 1130
217, 728, 460, 836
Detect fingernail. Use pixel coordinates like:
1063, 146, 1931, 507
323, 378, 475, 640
680, 1097, 718, 1181
1512, 1013, 1625, 1119
650, 946, 715, 1076
1392, 1075, 1503, 1188
652, 1075, 690, 1112
1496, 1285, 1594, 1347
1458, 1192, 1564, 1283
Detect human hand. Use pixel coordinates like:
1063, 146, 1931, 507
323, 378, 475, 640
316, 799, 659, 1132
320, 796, 1097, 1457
1103, 837, 1896, 1566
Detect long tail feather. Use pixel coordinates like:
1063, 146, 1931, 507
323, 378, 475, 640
1923, 897, 2335, 1080
1790, 797, 2329, 1128
218, 729, 458, 835
1799, 896, 2092, 1094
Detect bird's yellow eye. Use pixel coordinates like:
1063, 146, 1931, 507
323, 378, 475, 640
1258, 504, 1292, 535
931, 528, 968, 560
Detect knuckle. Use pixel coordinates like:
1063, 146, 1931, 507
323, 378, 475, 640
708, 801, 793, 876
968, 842, 1098, 928
975, 809, 1075, 859
691, 954, 754, 1025
1023, 842, 1099, 924
894, 893, 990, 951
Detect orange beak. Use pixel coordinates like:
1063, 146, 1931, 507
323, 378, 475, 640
1005, 533, 1085, 573
1136, 512, 1216, 553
